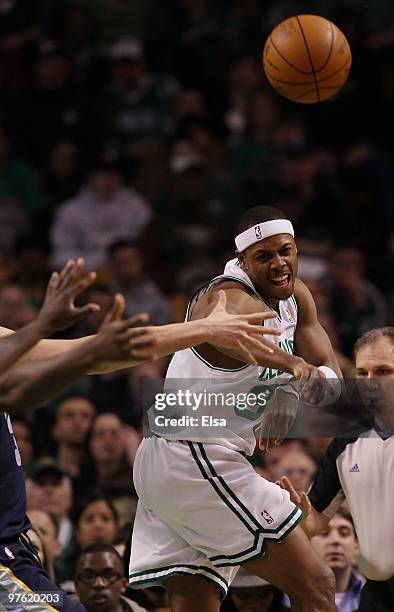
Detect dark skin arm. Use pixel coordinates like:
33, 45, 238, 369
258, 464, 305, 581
294, 279, 342, 378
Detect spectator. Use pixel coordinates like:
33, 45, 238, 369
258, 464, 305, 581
0, 283, 37, 329
12, 232, 51, 307
78, 414, 137, 508
92, 36, 179, 148
156, 148, 238, 292
312, 509, 364, 612
75, 495, 119, 550
271, 451, 317, 494
50, 153, 152, 270
11, 416, 36, 470
28, 508, 61, 565
75, 543, 147, 611
224, 55, 263, 139
9, 40, 83, 167
307, 438, 334, 464
42, 140, 83, 216
225, 567, 287, 611
52, 396, 96, 478
26, 457, 74, 552
228, 90, 279, 183
322, 247, 388, 356
75, 414, 140, 531
57, 494, 120, 588
107, 240, 171, 325
0, 125, 43, 250
28, 526, 57, 583
256, 439, 305, 482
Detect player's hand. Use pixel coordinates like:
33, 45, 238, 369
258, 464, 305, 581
277, 476, 330, 537
258, 386, 300, 451
292, 358, 326, 404
38, 258, 99, 333
92, 293, 153, 362
276, 476, 312, 518
204, 291, 281, 365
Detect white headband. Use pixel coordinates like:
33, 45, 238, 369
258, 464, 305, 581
235, 219, 294, 252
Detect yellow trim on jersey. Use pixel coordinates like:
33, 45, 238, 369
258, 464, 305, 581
0, 563, 59, 611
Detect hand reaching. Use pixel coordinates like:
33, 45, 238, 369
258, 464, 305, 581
205, 290, 281, 364
38, 258, 99, 333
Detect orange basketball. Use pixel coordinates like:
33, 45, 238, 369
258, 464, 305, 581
263, 14, 352, 103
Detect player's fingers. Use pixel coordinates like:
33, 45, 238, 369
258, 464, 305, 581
129, 347, 158, 361
280, 476, 301, 504
243, 324, 281, 337
248, 335, 278, 354
242, 311, 277, 325
46, 271, 60, 293
71, 271, 97, 296
300, 492, 312, 515
242, 333, 273, 356
120, 312, 150, 330
104, 294, 126, 323
57, 260, 75, 288
214, 290, 227, 311
236, 339, 257, 365
72, 302, 101, 318
259, 418, 272, 451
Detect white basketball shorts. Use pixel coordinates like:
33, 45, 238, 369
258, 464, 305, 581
129, 437, 303, 597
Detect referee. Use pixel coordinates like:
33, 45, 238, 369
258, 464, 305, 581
281, 327, 394, 612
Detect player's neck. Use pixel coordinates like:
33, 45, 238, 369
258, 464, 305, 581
263, 295, 280, 312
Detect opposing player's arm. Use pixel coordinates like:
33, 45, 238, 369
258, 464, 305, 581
190, 283, 303, 373
0, 291, 280, 374
294, 279, 342, 377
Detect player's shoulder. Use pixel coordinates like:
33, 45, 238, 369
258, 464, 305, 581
294, 278, 310, 302
191, 279, 263, 320
293, 278, 317, 321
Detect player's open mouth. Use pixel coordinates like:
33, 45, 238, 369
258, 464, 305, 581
271, 274, 290, 287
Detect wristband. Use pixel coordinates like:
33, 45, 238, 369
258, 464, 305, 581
303, 366, 341, 406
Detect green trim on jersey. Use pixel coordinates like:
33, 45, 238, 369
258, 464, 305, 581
187, 442, 303, 566
129, 563, 228, 597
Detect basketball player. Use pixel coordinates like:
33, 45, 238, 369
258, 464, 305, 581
129, 206, 342, 612
0, 258, 280, 612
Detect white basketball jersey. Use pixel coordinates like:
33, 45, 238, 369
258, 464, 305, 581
156, 258, 298, 455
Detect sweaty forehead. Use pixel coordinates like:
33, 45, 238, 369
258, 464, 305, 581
246, 233, 295, 255
356, 337, 394, 368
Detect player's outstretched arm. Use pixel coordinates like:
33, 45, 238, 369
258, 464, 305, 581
0, 308, 149, 413
0, 258, 98, 374
0, 290, 282, 374
107, 290, 282, 366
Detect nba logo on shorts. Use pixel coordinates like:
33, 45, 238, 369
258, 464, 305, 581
255, 225, 262, 240
261, 510, 274, 525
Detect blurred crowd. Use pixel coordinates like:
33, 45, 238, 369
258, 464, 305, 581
1, 0, 393, 610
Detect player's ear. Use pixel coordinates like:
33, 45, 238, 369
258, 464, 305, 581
236, 250, 246, 270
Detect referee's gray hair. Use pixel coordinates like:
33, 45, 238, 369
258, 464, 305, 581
354, 327, 394, 358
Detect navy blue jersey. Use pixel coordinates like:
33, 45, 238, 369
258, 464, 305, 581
0, 413, 31, 541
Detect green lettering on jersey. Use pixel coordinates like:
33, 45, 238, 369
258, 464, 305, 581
259, 339, 294, 380
234, 383, 281, 421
